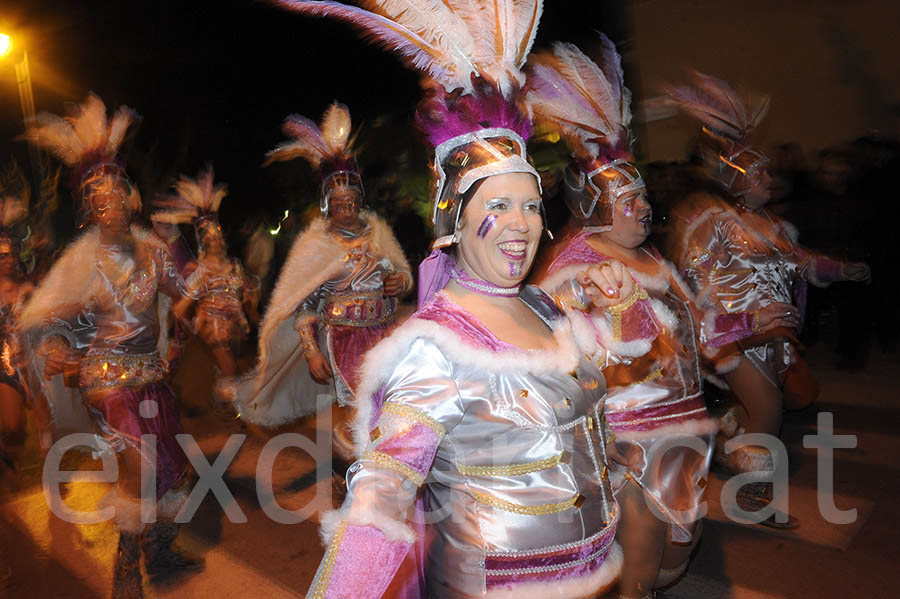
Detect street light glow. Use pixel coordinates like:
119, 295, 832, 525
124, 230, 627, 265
0, 34, 11, 57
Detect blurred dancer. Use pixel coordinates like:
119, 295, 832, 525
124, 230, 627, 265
529, 39, 770, 597
0, 165, 51, 470
154, 168, 259, 407
21, 95, 201, 599
666, 73, 870, 524
236, 102, 411, 457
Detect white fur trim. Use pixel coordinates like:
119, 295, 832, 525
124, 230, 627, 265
351, 307, 581, 456
711, 352, 742, 376
648, 298, 678, 332
537, 264, 584, 299
613, 417, 718, 442
591, 311, 652, 358
319, 505, 416, 546
21, 225, 159, 331
484, 541, 623, 599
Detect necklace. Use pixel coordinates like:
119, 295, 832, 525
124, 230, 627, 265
449, 263, 520, 297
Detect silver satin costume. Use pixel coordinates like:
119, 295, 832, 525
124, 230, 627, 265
185, 258, 254, 349
295, 222, 406, 401
306, 287, 622, 599
540, 237, 726, 543
674, 195, 847, 387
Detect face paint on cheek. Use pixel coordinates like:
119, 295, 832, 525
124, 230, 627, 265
476, 215, 496, 239
623, 203, 634, 217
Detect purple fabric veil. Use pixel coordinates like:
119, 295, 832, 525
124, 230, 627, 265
417, 249, 453, 307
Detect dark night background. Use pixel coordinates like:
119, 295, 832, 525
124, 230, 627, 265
0, 0, 615, 243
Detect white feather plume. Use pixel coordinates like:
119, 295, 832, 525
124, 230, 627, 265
153, 167, 227, 224
527, 35, 632, 155
23, 93, 137, 168
666, 70, 769, 142
274, 0, 543, 97
265, 101, 356, 169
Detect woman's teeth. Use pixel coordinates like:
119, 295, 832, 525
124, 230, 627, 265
498, 241, 527, 259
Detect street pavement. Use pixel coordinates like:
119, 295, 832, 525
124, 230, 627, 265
1, 338, 897, 598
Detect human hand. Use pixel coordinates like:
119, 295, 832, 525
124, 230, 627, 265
578, 260, 636, 309
843, 262, 871, 283
757, 302, 801, 332
383, 273, 407, 297
306, 351, 333, 384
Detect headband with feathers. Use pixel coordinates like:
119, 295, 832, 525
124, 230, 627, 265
665, 70, 770, 147
153, 167, 228, 226
272, 0, 543, 245
23, 93, 138, 188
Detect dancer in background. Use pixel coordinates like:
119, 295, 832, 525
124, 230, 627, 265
666, 72, 870, 524
0, 163, 51, 471
153, 167, 259, 409
528, 38, 785, 598
21, 94, 201, 599
236, 102, 411, 458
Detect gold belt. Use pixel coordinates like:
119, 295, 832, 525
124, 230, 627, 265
80, 351, 166, 391
322, 292, 397, 327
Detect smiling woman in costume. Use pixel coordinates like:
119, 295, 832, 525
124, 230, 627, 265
268, 1, 671, 598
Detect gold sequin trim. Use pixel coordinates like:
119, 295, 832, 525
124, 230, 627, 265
606, 287, 649, 341
630, 367, 664, 387
556, 293, 588, 311
457, 451, 569, 477
363, 450, 425, 486
311, 520, 347, 599
473, 491, 582, 516
606, 286, 648, 314
382, 402, 445, 437
751, 311, 762, 333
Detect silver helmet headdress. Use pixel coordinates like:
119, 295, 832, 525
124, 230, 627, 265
265, 101, 362, 217
527, 35, 644, 232
666, 71, 770, 196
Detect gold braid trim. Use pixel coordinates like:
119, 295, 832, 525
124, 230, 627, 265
606, 287, 649, 341
472, 491, 581, 516
311, 520, 347, 599
457, 452, 567, 477
629, 367, 664, 387
382, 402, 446, 437
362, 450, 425, 486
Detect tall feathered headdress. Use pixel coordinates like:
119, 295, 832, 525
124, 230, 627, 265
153, 167, 227, 224
272, 0, 544, 247
153, 167, 228, 250
22, 93, 141, 214
666, 71, 770, 195
265, 101, 362, 216
527, 35, 644, 228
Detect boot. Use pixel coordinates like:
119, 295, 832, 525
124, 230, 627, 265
142, 522, 204, 577
735, 482, 798, 529
111, 532, 143, 599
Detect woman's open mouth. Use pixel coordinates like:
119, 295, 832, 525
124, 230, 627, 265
498, 240, 528, 260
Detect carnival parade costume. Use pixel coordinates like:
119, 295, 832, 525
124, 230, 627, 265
21, 94, 200, 599
153, 168, 259, 385
235, 102, 411, 433
524, 42, 775, 597
266, 1, 678, 597
0, 162, 48, 467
